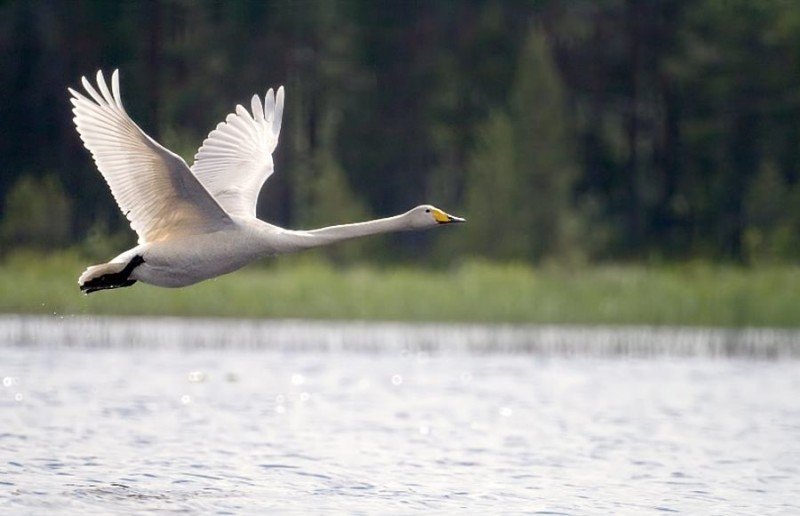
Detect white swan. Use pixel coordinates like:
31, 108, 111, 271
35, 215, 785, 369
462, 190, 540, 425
70, 70, 464, 294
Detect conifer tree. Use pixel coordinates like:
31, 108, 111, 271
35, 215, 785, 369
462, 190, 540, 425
464, 27, 577, 261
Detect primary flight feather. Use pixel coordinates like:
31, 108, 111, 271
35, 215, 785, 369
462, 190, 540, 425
71, 70, 464, 294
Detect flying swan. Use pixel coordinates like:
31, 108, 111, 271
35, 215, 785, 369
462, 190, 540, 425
70, 70, 464, 294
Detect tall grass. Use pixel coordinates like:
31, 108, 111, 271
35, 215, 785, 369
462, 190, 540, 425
2, 250, 800, 326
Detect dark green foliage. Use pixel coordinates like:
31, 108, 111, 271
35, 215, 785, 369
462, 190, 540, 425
2, 0, 800, 263
1, 175, 72, 250
464, 28, 578, 262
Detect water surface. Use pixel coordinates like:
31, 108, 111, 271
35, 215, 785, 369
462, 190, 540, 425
1, 316, 799, 513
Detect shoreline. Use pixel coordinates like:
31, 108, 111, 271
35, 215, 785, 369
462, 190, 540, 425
3, 313, 799, 358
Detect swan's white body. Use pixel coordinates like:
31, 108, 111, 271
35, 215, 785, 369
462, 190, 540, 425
70, 70, 463, 293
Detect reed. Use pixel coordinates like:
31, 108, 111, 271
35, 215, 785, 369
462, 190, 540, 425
2, 250, 799, 327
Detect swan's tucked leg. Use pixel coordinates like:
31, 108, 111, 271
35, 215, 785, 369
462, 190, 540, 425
78, 255, 145, 294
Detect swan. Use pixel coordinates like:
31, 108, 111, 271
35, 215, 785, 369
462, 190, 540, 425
70, 70, 464, 294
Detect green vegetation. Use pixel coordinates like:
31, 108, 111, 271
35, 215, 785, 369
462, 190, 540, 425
3, 251, 800, 327
464, 29, 577, 262
6, 1, 800, 265
6, 4, 800, 329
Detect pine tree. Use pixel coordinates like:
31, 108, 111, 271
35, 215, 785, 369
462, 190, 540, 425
463, 27, 578, 262
1, 175, 72, 251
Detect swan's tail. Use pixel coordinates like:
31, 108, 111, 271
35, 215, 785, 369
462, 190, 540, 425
78, 255, 144, 294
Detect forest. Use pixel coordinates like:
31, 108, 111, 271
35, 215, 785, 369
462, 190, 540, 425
3, 0, 800, 265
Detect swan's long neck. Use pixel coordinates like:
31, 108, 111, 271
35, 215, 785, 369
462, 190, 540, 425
276, 213, 412, 252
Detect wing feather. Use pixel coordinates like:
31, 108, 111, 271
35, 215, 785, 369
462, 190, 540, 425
191, 86, 285, 218
70, 70, 232, 244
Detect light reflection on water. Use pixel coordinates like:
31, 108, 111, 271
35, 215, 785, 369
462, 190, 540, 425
0, 316, 799, 513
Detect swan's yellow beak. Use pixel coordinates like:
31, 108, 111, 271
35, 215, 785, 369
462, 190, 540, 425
433, 209, 466, 224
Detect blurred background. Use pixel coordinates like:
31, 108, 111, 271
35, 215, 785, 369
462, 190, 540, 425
3, 0, 800, 324
6, 0, 800, 264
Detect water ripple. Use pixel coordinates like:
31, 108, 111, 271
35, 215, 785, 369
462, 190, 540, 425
1, 321, 799, 513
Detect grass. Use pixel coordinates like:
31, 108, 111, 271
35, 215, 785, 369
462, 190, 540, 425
2, 250, 800, 327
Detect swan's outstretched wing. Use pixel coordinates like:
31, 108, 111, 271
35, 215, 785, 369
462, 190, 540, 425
70, 70, 232, 244
191, 86, 284, 218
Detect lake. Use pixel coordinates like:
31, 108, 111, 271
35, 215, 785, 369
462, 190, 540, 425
1, 315, 799, 513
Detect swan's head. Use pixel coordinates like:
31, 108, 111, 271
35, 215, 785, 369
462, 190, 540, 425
406, 205, 466, 229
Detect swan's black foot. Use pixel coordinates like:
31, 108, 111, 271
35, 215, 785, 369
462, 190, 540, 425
80, 255, 145, 294
80, 277, 137, 294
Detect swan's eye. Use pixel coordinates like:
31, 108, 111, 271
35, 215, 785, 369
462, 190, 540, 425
425, 209, 430, 213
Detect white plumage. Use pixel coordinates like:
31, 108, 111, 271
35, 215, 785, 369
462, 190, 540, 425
192, 87, 283, 218
71, 70, 464, 294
